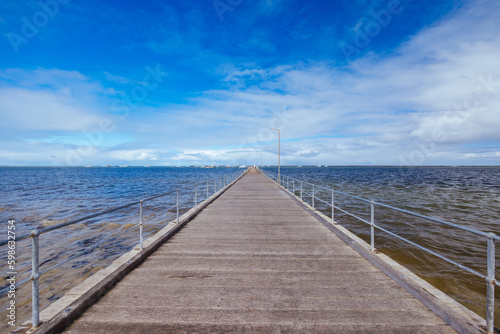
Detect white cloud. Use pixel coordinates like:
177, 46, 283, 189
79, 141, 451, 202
0, 87, 102, 132
0, 68, 118, 134
108, 149, 161, 161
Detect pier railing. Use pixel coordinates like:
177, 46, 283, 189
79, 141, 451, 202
0, 169, 245, 330
260, 168, 498, 333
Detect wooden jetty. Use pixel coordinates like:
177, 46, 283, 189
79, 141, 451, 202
33, 169, 485, 333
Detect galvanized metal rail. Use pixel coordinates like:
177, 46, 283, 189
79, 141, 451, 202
0, 170, 244, 330
260, 168, 498, 333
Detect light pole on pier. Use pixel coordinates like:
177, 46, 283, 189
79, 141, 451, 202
271, 128, 280, 184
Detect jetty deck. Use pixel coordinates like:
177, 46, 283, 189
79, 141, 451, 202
62, 169, 455, 333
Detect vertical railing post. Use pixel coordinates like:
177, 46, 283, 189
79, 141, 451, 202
370, 201, 375, 253
214, 179, 216, 193
176, 189, 180, 224
331, 190, 335, 224
293, 179, 295, 195
31, 229, 40, 328
206, 181, 209, 199
300, 181, 303, 201
486, 233, 496, 333
312, 185, 315, 208
139, 200, 144, 250
195, 184, 198, 207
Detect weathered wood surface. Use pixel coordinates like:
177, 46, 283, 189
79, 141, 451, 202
63, 169, 455, 333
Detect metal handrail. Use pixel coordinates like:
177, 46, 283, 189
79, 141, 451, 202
260, 168, 497, 333
0, 172, 241, 247
266, 171, 500, 240
0, 169, 246, 328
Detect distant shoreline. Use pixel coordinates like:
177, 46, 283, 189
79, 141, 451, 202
1, 165, 499, 168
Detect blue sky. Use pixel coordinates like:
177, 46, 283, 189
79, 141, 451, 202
0, 0, 499, 166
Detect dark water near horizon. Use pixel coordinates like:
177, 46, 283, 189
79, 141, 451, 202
1, 166, 500, 332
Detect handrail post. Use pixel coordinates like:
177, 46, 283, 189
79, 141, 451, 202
176, 189, 180, 224
31, 229, 40, 328
486, 233, 496, 333
300, 181, 303, 201
195, 184, 198, 207
312, 185, 315, 208
214, 179, 216, 193
139, 200, 144, 250
370, 201, 375, 253
206, 181, 209, 199
331, 190, 335, 224
293, 179, 295, 195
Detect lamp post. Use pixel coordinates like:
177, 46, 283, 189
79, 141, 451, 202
271, 128, 280, 184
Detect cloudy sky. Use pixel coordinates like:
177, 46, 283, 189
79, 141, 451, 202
1, 0, 499, 166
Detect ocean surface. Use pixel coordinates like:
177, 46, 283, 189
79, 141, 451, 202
1, 166, 500, 332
